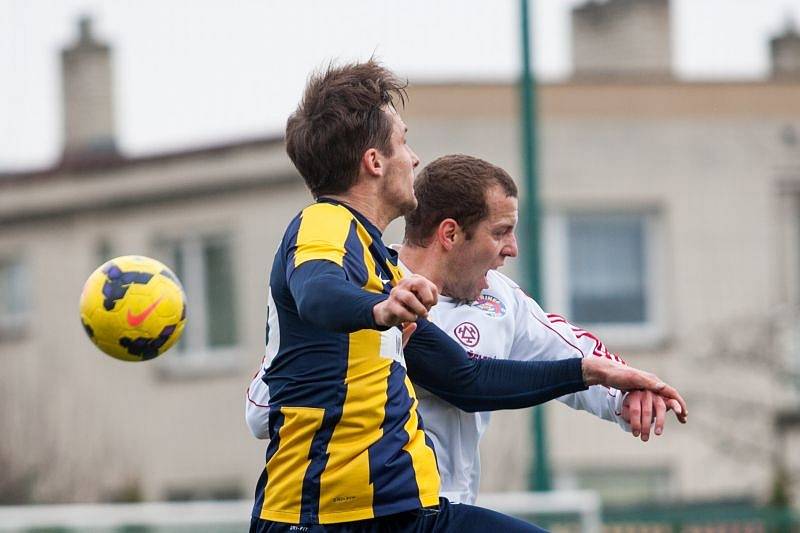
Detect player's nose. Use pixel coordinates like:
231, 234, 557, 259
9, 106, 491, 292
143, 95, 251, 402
410, 147, 420, 168
504, 234, 519, 257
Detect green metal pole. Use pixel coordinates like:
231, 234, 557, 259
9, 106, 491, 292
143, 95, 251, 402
519, 0, 550, 492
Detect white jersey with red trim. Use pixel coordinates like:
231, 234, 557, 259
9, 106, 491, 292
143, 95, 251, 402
418, 268, 629, 505
245, 268, 631, 505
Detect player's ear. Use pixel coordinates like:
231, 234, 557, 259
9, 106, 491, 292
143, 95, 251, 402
437, 219, 458, 250
361, 148, 382, 178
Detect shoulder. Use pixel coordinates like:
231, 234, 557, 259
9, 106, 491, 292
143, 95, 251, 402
485, 270, 545, 314
487, 270, 521, 292
293, 202, 357, 247
300, 201, 353, 218
486, 270, 526, 306
285, 203, 359, 268
298, 202, 355, 231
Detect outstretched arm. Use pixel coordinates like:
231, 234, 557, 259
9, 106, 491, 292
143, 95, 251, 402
404, 317, 688, 417
507, 284, 686, 435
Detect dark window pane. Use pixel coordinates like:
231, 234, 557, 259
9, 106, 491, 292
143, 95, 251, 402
204, 238, 237, 347
567, 214, 647, 324
0, 260, 27, 316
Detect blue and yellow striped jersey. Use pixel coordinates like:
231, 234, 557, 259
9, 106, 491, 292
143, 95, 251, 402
253, 199, 440, 524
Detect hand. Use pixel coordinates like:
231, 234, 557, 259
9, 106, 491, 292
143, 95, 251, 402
622, 390, 684, 442
582, 357, 688, 424
373, 274, 439, 328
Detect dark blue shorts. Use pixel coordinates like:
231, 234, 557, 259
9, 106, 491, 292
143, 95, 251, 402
250, 498, 547, 533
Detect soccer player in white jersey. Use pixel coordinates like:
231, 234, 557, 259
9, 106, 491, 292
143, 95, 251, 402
399, 154, 683, 504
247, 150, 684, 508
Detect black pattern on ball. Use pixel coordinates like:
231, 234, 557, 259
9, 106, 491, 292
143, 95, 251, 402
159, 268, 183, 289
101, 263, 153, 311
119, 324, 177, 360
82, 320, 95, 339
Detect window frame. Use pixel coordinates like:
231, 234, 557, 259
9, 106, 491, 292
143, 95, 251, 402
543, 208, 667, 349
151, 231, 240, 377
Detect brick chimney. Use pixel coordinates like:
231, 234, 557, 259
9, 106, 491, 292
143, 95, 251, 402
572, 0, 672, 79
61, 16, 118, 160
771, 18, 800, 79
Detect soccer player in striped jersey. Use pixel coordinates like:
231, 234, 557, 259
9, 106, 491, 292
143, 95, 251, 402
248, 61, 687, 532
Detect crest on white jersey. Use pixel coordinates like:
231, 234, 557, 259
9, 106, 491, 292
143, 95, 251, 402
470, 294, 506, 317
454, 322, 480, 347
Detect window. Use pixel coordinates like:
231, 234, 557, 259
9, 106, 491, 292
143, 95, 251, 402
154, 233, 238, 371
0, 258, 30, 339
544, 211, 665, 347
567, 214, 646, 324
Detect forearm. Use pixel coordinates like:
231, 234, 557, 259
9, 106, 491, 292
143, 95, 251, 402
405, 320, 587, 412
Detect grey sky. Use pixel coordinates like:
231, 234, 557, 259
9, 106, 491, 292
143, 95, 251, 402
2, 0, 800, 171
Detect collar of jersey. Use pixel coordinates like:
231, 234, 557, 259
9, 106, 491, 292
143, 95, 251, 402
316, 197, 400, 265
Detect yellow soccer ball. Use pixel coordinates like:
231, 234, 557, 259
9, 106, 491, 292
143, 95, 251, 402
79, 255, 187, 362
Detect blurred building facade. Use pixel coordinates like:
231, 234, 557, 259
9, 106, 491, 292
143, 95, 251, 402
2, 0, 800, 507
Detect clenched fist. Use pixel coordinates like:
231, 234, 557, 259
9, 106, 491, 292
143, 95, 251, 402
373, 274, 439, 327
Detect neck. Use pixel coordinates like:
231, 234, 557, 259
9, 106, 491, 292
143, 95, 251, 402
326, 184, 397, 232
397, 243, 447, 294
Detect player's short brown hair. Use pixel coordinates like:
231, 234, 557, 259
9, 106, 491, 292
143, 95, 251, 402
286, 60, 408, 198
404, 154, 518, 246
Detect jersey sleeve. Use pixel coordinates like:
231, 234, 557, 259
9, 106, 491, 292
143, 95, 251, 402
288, 202, 352, 275
404, 319, 588, 412
283, 204, 388, 333
506, 279, 630, 431
289, 260, 387, 332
